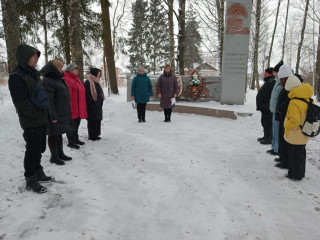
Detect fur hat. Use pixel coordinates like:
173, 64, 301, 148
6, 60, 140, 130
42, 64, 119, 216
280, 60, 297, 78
64, 62, 78, 72
273, 60, 283, 72
90, 67, 101, 77
278, 65, 292, 78
285, 74, 302, 91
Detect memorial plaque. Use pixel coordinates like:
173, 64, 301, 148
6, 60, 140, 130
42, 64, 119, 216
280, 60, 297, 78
220, 1, 252, 105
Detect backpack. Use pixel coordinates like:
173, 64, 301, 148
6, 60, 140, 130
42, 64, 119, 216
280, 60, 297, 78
30, 80, 49, 110
292, 97, 320, 137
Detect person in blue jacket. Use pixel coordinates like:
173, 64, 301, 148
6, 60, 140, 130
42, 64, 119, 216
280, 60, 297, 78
131, 68, 153, 122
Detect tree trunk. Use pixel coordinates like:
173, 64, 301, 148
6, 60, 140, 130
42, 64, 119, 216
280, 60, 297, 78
177, 0, 186, 75
168, 0, 175, 71
281, 0, 289, 60
1, 0, 20, 73
62, 0, 71, 64
267, 0, 281, 67
101, 0, 119, 94
251, 0, 261, 90
316, 21, 320, 101
296, 0, 309, 74
216, 0, 225, 74
70, 0, 84, 82
42, 0, 48, 64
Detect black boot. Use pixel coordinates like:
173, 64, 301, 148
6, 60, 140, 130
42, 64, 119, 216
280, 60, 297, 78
76, 138, 85, 145
49, 147, 65, 165
36, 169, 53, 182
57, 143, 72, 161
67, 142, 80, 149
26, 175, 47, 193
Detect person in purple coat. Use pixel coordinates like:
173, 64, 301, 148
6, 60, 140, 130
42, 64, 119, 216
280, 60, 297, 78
157, 64, 178, 122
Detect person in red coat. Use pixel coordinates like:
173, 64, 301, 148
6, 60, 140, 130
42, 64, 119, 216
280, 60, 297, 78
63, 63, 87, 149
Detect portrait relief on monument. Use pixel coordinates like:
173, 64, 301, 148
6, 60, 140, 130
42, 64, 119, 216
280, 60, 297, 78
226, 3, 249, 35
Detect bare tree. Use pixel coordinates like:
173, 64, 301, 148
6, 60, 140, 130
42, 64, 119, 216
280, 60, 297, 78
251, 0, 262, 90
163, 0, 186, 74
168, 0, 175, 71
296, 0, 310, 74
267, 0, 281, 67
1, 0, 20, 73
193, 0, 224, 73
70, 0, 84, 82
101, 0, 119, 94
111, 0, 128, 59
281, 0, 290, 60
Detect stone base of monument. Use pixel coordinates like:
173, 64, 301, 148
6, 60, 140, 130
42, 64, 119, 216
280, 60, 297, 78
144, 102, 253, 120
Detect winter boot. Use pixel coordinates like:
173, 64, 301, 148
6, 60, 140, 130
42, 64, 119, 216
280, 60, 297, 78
76, 138, 85, 145
49, 147, 65, 165
26, 175, 47, 193
57, 143, 72, 161
67, 141, 80, 149
36, 169, 53, 182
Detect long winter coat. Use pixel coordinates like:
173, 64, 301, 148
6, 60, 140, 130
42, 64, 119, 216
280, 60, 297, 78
284, 83, 314, 145
269, 78, 283, 114
63, 71, 87, 119
41, 62, 73, 136
131, 73, 153, 104
8, 45, 50, 130
256, 76, 275, 113
158, 71, 178, 109
84, 78, 104, 121
275, 89, 289, 122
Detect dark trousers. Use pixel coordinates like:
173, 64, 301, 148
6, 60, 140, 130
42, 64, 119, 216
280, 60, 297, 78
137, 103, 146, 121
261, 111, 273, 140
278, 120, 289, 167
164, 108, 172, 121
22, 126, 47, 178
87, 120, 101, 139
287, 144, 306, 180
67, 117, 81, 143
48, 134, 62, 148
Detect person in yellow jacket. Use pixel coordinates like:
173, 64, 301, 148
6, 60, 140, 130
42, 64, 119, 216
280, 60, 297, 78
284, 74, 314, 180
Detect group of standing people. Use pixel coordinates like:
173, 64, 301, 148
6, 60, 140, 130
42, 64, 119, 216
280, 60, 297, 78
256, 60, 314, 181
8, 44, 105, 193
131, 64, 178, 123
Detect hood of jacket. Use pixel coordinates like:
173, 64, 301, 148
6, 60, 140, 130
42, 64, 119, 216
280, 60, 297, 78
40, 61, 64, 79
16, 44, 41, 69
288, 83, 314, 100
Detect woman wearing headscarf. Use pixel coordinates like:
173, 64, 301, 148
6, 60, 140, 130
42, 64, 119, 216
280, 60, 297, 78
157, 64, 178, 122
41, 59, 73, 165
84, 68, 105, 140
64, 63, 87, 149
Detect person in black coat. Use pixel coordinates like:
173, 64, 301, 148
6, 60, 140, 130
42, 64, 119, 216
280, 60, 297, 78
8, 44, 51, 194
84, 68, 105, 140
42, 59, 73, 165
256, 67, 276, 144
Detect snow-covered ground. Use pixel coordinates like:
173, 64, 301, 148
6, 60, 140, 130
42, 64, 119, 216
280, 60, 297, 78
0, 86, 320, 240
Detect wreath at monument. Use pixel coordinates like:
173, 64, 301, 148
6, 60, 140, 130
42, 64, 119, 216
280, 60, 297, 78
188, 70, 203, 100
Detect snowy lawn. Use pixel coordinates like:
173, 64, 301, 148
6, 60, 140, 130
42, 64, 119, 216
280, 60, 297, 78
0, 87, 320, 240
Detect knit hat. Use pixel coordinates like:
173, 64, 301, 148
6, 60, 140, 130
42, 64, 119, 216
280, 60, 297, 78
285, 74, 302, 91
273, 60, 283, 72
90, 67, 101, 77
278, 64, 292, 78
265, 67, 273, 75
64, 62, 78, 72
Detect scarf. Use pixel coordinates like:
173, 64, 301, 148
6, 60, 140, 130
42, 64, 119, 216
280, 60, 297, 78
87, 74, 105, 101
